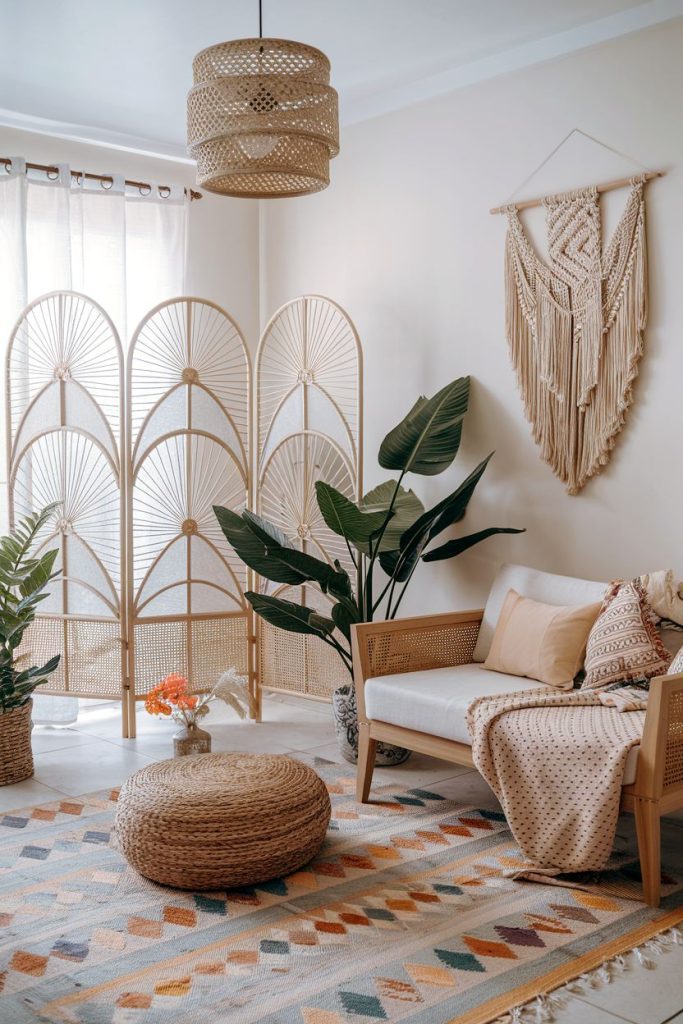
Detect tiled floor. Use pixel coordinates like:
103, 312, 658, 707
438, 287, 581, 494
3, 693, 683, 1024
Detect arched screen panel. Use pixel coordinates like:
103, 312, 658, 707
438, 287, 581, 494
127, 298, 252, 725
256, 295, 362, 701
6, 292, 127, 723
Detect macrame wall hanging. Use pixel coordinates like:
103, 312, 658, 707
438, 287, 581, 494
491, 130, 664, 494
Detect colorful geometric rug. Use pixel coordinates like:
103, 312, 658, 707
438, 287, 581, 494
1, 754, 683, 1024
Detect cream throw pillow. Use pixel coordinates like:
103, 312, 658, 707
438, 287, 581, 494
484, 589, 602, 689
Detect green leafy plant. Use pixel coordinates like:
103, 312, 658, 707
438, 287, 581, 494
214, 377, 523, 679
0, 505, 62, 713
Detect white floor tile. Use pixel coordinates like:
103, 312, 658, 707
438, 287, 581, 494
0, 777, 67, 813
32, 741, 154, 795
264, 692, 333, 716
571, 943, 683, 1024
542, 996, 635, 1023
30, 726, 100, 754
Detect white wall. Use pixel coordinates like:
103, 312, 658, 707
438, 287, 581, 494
261, 19, 683, 613
0, 127, 260, 346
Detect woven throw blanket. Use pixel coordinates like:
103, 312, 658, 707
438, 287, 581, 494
466, 688, 644, 877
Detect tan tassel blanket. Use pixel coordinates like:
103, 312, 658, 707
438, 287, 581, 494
467, 688, 644, 877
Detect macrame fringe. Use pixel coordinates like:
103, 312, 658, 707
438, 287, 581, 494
504, 181, 648, 494
491, 925, 682, 1024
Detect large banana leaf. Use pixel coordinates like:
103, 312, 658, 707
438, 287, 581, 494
315, 483, 389, 545
378, 377, 470, 476
383, 454, 493, 580
356, 481, 424, 554
215, 506, 351, 592
245, 591, 332, 637
215, 507, 304, 585
422, 526, 525, 562
242, 510, 291, 549
244, 511, 350, 594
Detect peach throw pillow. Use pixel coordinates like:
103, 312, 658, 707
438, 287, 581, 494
484, 589, 602, 689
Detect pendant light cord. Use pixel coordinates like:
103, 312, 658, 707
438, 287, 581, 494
259, 0, 263, 38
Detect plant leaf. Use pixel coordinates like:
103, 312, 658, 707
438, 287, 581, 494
330, 599, 361, 641
215, 506, 354, 593
328, 560, 354, 601
378, 377, 469, 476
422, 527, 525, 562
378, 547, 419, 583
356, 481, 424, 553
273, 547, 352, 596
245, 592, 332, 637
241, 510, 292, 550
214, 507, 305, 586
315, 483, 389, 545
18, 549, 59, 599
388, 454, 494, 581
308, 612, 336, 635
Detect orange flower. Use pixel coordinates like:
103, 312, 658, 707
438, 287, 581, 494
145, 674, 200, 719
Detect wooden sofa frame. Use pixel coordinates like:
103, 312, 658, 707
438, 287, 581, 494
351, 609, 683, 907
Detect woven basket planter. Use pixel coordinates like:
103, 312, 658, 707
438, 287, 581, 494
0, 699, 34, 786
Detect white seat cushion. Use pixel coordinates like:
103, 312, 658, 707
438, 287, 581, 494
365, 663, 550, 745
364, 662, 639, 785
472, 563, 608, 662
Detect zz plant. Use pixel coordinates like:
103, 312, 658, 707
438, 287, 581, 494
214, 376, 523, 681
0, 505, 61, 714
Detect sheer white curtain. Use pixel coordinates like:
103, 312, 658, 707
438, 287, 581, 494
0, 157, 188, 522
0, 158, 187, 724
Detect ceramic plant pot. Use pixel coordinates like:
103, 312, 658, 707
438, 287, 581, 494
332, 685, 411, 766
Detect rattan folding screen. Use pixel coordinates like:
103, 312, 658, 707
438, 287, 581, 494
6, 292, 361, 735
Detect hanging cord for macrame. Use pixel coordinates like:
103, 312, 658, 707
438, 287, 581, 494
504, 128, 651, 205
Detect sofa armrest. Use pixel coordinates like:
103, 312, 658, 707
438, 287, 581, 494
351, 610, 483, 725
630, 671, 683, 801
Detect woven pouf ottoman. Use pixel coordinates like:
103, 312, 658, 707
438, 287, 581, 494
115, 753, 331, 889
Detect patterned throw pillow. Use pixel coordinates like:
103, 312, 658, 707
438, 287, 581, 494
670, 644, 683, 674
582, 578, 672, 689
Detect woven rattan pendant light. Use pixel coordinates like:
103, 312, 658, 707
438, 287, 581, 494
187, 0, 339, 198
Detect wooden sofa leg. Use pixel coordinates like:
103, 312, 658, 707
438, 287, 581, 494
635, 798, 661, 907
356, 724, 377, 803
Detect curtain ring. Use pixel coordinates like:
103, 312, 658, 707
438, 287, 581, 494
46, 167, 60, 181
100, 177, 114, 190
73, 171, 83, 187
138, 183, 151, 196
2, 159, 11, 175
158, 185, 171, 199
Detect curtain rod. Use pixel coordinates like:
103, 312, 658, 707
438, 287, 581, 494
0, 157, 203, 201
489, 169, 664, 215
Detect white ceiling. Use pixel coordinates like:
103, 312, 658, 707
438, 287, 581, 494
1, 0, 681, 160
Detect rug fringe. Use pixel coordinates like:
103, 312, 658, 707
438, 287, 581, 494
492, 926, 683, 1023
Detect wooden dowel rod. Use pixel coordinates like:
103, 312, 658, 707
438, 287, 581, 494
489, 169, 664, 215
0, 157, 202, 201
